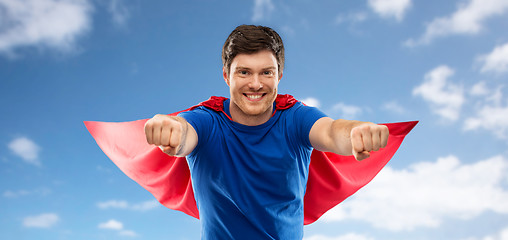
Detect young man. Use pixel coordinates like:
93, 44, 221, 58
144, 25, 389, 239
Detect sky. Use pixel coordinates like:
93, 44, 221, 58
1, 0, 508, 239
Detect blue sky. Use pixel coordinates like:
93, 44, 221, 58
1, 0, 508, 239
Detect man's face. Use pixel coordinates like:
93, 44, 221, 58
224, 50, 281, 124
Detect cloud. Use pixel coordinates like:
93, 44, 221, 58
478, 42, 508, 75
98, 219, 138, 237
8, 137, 41, 166
405, 0, 508, 47
381, 101, 406, 114
0, 0, 93, 57
300, 98, 362, 119
119, 230, 138, 237
328, 102, 363, 119
252, 0, 274, 22
367, 0, 412, 22
97, 200, 128, 209
3, 188, 51, 198
322, 155, 508, 231
301, 97, 321, 108
463, 225, 508, 240
97, 199, 159, 211
130, 200, 159, 211
108, 0, 129, 27
413, 65, 464, 121
464, 86, 508, 139
23, 213, 59, 228
3, 190, 30, 198
98, 219, 123, 230
305, 233, 374, 240
469, 81, 490, 96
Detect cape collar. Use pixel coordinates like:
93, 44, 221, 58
195, 94, 298, 112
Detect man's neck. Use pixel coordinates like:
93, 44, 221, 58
229, 102, 274, 126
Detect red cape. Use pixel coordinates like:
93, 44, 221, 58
84, 95, 417, 225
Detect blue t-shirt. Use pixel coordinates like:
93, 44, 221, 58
179, 99, 326, 240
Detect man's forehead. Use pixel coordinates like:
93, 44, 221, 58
231, 51, 278, 67
234, 65, 276, 70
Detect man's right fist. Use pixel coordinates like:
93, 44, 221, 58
144, 114, 188, 156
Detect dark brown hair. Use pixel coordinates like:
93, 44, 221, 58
222, 25, 285, 78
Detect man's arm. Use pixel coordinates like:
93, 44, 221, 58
144, 114, 198, 157
309, 117, 389, 161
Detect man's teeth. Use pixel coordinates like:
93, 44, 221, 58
246, 94, 262, 99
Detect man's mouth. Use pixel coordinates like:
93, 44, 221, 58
244, 93, 265, 101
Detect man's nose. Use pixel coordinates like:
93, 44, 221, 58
248, 75, 263, 90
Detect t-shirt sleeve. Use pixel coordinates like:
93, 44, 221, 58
178, 107, 213, 154
291, 103, 328, 149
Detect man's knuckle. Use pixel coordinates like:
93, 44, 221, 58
174, 124, 183, 133
360, 125, 370, 134
351, 128, 361, 137
161, 118, 172, 127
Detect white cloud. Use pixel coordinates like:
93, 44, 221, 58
470, 81, 490, 96
3, 188, 51, 198
0, 0, 93, 57
252, 0, 274, 22
468, 81, 502, 104
23, 213, 59, 228
464, 88, 508, 139
98, 219, 123, 230
98, 219, 138, 237
130, 200, 159, 211
382, 101, 406, 114
8, 137, 41, 166
405, 0, 508, 46
413, 65, 464, 121
301, 98, 362, 119
97, 199, 159, 211
478, 42, 508, 75
108, 0, 129, 27
3, 190, 30, 198
97, 200, 129, 209
119, 230, 138, 237
322, 155, 508, 231
368, 0, 412, 22
301, 97, 321, 108
328, 102, 363, 119
463, 225, 508, 240
305, 233, 374, 240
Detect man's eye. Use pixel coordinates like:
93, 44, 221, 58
239, 70, 248, 75
263, 71, 272, 75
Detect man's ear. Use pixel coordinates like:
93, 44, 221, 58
223, 67, 230, 86
278, 71, 283, 82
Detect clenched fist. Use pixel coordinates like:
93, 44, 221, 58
350, 123, 389, 161
144, 114, 189, 156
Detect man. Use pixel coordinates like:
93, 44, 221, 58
144, 25, 389, 239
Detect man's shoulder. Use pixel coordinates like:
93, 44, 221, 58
193, 96, 228, 112
275, 94, 298, 110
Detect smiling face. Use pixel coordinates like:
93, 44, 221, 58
223, 50, 282, 126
